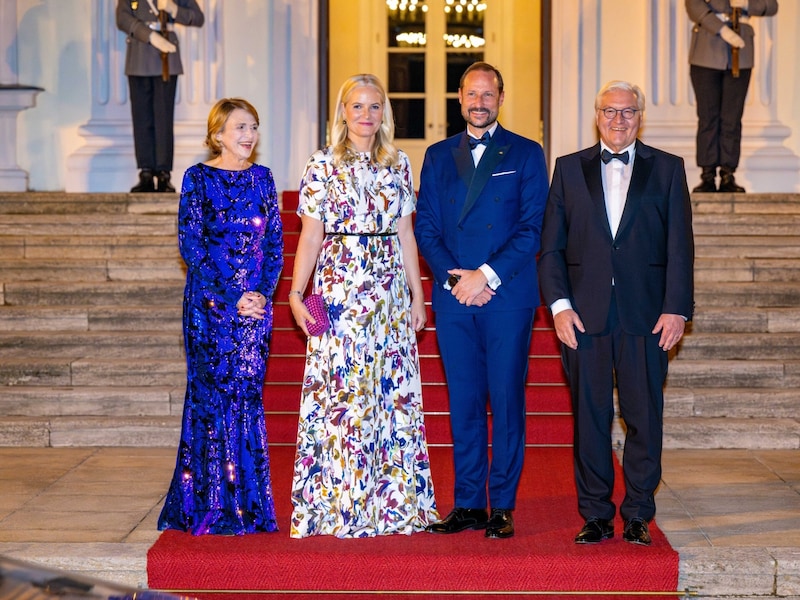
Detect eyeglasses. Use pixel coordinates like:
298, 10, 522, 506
600, 107, 639, 120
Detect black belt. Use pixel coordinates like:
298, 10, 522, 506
325, 231, 397, 237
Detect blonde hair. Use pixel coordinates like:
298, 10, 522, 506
329, 74, 399, 169
205, 97, 260, 157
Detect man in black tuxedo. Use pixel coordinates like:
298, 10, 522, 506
538, 80, 694, 546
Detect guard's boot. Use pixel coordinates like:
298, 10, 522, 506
692, 166, 717, 193
130, 169, 155, 193
718, 167, 745, 193
156, 170, 176, 193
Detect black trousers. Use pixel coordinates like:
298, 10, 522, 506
562, 294, 668, 522
690, 64, 752, 171
128, 75, 178, 172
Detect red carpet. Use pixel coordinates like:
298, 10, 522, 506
146, 192, 678, 598
148, 446, 678, 598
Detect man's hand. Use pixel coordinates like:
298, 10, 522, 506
157, 0, 179, 17
719, 26, 745, 48
448, 268, 494, 307
149, 31, 176, 53
652, 314, 686, 351
553, 309, 584, 350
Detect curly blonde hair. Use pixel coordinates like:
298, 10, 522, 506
205, 97, 260, 157
329, 74, 399, 169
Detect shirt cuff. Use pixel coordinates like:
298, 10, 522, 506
479, 264, 501, 290
550, 298, 573, 316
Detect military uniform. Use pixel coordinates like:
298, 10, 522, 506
116, 0, 204, 192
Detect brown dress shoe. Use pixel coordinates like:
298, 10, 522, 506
485, 508, 514, 539
426, 508, 488, 534
574, 517, 614, 544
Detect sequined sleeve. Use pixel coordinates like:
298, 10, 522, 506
178, 166, 219, 292
255, 167, 284, 301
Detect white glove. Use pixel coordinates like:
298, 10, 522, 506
729, 0, 748, 8
719, 25, 745, 48
157, 0, 179, 17
149, 31, 177, 53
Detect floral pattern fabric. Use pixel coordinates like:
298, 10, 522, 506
290, 148, 438, 538
158, 163, 283, 535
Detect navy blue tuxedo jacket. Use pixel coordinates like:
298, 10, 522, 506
538, 140, 694, 336
415, 125, 549, 313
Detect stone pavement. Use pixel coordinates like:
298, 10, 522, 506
1, 446, 799, 599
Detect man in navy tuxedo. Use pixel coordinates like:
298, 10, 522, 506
538, 80, 694, 546
415, 62, 548, 539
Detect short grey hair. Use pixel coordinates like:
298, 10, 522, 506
594, 80, 646, 114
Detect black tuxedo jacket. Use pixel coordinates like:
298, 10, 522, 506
538, 140, 694, 336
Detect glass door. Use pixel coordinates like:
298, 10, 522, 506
384, 0, 489, 180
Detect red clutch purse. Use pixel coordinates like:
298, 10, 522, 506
303, 293, 330, 336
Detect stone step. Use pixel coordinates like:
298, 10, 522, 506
694, 281, 800, 307
666, 359, 796, 388
691, 306, 800, 333
0, 259, 184, 282
0, 357, 185, 387
0, 235, 180, 261
0, 192, 178, 215
663, 417, 800, 449
0, 386, 179, 417
695, 235, 800, 258
0, 214, 176, 237
0, 331, 183, 359
0, 306, 182, 332
678, 332, 800, 360
691, 192, 800, 215
693, 213, 800, 236
664, 387, 800, 419
695, 257, 800, 283
1, 412, 797, 449
2, 281, 184, 306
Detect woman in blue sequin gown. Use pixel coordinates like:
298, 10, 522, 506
157, 98, 283, 535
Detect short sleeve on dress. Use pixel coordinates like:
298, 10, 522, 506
297, 149, 332, 222
398, 151, 416, 218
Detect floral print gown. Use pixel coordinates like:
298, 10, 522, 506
290, 148, 438, 538
158, 163, 283, 535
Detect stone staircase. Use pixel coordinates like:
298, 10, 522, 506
1, 191, 799, 449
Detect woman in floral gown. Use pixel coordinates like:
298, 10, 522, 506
158, 98, 283, 535
287, 74, 438, 538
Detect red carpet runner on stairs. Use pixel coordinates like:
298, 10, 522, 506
146, 192, 679, 598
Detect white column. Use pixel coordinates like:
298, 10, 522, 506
65, 0, 222, 192
0, 0, 42, 192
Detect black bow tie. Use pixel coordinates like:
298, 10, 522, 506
468, 132, 491, 150
601, 149, 629, 164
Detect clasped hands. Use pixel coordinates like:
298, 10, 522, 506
447, 268, 495, 307
237, 291, 267, 319
719, 0, 747, 49
148, 0, 179, 53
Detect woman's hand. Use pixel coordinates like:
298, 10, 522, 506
410, 295, 427, 332
289, 293, 314, 336
236, 291, 266, 319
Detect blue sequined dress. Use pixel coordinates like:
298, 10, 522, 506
157, 163, 284, 535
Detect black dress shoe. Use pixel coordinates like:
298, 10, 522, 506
692, 179, 717, 193
156, 170, 176, 193
574, 517, 614, 544
130, 169, 155, 193
426, 508, 488, 534
718, 171, 745, 193
623, 518, 651, 546
485, 508, 514, 539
